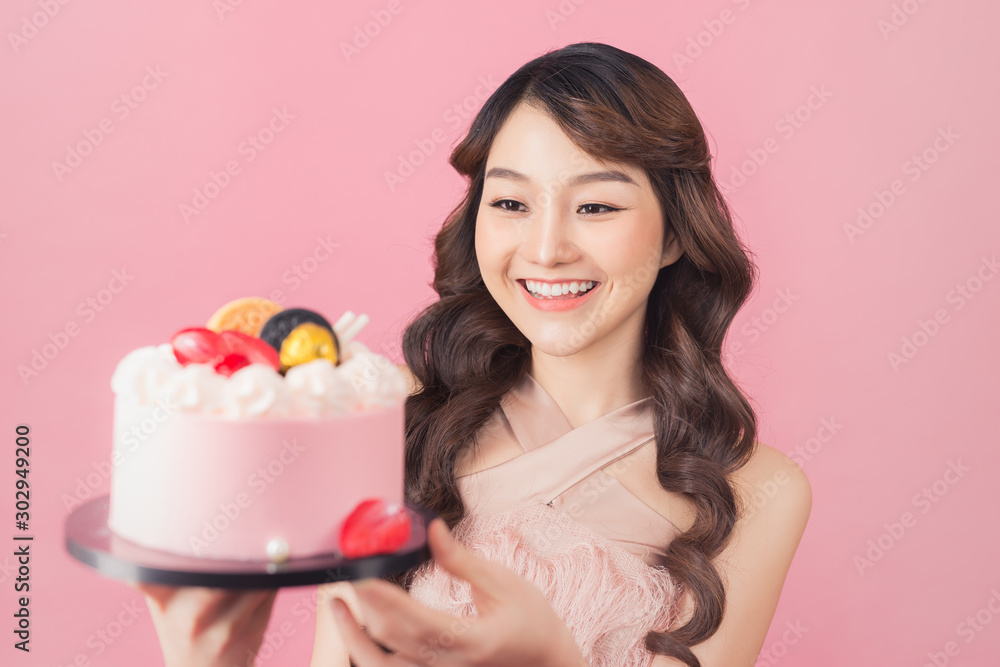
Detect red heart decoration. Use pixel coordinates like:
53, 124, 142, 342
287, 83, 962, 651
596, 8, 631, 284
214, 353, 252, 377
340, 498, 412, 559
171, 327, 225, 366
170, 327, 279, 375
219, 330, 280, 369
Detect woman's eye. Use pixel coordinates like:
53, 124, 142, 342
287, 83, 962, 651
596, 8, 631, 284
579, 203, 620, 215
490, 199, 527, 213
488, 199, 620, 215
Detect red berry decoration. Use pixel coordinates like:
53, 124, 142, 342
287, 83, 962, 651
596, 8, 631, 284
339, 499, 412, 559
171, 328, 226, 366
219, 330, 280, 370
170, 327, 280, 375
214, 353, 252, 377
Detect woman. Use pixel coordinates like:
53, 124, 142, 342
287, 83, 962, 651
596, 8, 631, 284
139, 42, 811, 667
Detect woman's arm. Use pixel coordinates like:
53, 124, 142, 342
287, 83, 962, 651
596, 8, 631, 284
132, 582, 278, 667
311, 582, 364, 667
652, 443, 812, 667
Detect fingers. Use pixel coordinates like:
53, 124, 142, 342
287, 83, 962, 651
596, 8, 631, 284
425, 519, 504, 608
347, 578, 477, 664
132, 583, 276, 636
332, 598, 414, 666
129, 581, 179, 609
207, 589, 278, 632
237, 592, 279, 656
319, 581, 367, 626
352, 578, 455, 633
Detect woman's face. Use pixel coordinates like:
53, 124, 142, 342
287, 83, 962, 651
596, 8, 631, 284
475, 102, 683, 359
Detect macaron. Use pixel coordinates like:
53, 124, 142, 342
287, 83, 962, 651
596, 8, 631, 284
206, 297, 283, 337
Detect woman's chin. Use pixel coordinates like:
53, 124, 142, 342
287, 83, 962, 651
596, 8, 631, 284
523, 331, 592, 358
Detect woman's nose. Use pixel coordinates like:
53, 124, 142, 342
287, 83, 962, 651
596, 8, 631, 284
519, 201, 580, 267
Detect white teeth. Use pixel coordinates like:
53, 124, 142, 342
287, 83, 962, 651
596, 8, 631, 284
524, 280, 597, 298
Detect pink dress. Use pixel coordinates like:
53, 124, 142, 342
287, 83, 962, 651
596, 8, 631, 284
408, 373, 685, 666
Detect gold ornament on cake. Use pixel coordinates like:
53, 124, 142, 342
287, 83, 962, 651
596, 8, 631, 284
279, 321, 338, 368
258, 308, 373, 373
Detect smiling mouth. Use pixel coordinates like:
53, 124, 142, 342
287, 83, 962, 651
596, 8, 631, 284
519, 279, 599, 299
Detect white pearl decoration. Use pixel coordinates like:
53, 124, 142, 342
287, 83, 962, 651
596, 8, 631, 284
266, 538, 290, 563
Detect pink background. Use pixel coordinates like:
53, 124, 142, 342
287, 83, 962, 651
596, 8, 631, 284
3, 1, 997, 665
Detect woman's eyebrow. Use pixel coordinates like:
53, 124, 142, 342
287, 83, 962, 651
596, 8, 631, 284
485, 166, 638, 187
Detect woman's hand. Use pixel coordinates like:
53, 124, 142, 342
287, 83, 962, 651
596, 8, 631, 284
129, 581, 277, 667
331, 518, 588, 667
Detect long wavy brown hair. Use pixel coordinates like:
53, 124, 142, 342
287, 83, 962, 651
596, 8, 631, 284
398, 42, 758, 666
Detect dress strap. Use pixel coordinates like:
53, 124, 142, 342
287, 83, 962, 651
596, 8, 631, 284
457, 374, 657, 515
545, 433, 656, 501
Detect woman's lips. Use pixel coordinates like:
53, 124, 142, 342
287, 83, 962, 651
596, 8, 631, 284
517, 279, 601, 312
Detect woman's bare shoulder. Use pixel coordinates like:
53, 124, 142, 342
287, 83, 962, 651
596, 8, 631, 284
729, 442, 812, 529
608, 440, 811, 536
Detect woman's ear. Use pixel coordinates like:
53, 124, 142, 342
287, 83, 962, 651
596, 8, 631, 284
660, 226, 684, 269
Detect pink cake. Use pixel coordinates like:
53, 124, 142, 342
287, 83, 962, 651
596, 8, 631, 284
107, 306, 409, 562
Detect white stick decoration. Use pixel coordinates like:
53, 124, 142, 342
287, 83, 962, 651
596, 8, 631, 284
332, 311, 370, 346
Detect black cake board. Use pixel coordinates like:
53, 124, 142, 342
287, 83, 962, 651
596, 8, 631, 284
65, 494, 435, 589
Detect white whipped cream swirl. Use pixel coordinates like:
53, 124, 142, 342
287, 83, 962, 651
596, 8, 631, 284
111, 342, 406, 417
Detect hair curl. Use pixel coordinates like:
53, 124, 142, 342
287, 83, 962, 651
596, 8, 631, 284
398, 42, 758, 666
